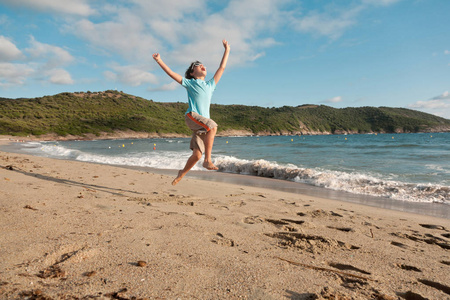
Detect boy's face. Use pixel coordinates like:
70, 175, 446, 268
190, 63, 207, 79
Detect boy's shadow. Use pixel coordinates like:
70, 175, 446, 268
3, 165, 142, 197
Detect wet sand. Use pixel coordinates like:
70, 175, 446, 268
139, 168, 450, 219
1, 138, 450, 299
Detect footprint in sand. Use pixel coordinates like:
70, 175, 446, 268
32, 245, 98, 282
318, 286, 378, 300
337, 208, 355, 213
390, 241, 409, 249
327, 226, 354, 232
280, 218, 305, 225
211, 233, 234, 247
178, 201, 194, 206
230, 200, 246, 207
401, 291, 428, 300
264, 219, 297, 232
418, 279, 450, 296
40, 244, 98, 268
419, 224, 446, 230
327, 262, 371, 275
37, 265, 66, 279
395, 263, 422, 272
265, 218, 306, 232
127, 197, 152, 206
242, 216, 264, 224
279, 199, 297, 206
195, 212, 216, 221
391, 232, 450, 250
243, 216, 304, 232
265, 232, 359, 253
297, 209, 343, 218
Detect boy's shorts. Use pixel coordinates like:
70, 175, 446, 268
185, 111, 218, 154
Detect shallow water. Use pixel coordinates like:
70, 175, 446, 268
2, 132, 449, 206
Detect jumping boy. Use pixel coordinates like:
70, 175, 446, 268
152, 39, 230, 185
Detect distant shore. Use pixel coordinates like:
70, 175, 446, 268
2, 126, 450, 142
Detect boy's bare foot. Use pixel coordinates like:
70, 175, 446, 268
203, 162, 218, 170
172, 170, 184, 185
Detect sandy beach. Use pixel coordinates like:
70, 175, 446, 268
1, 138, 450, 299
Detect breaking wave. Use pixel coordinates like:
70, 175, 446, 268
17, 140, 450, 205
214, 156, 449, 204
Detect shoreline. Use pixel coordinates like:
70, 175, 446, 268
1, 136, 449, 219
1, 144, 450, 299
126, 166, 450, 220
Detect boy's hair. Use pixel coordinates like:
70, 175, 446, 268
185, 61, 202, 79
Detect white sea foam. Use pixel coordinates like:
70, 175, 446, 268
214, 155, 449, 204
20, 141, 43, 148
425, 164, 447, 173
21, 141, 449, 204
32, 142, 201, 171
25, 143, 81, 159
76, 151, 203, 170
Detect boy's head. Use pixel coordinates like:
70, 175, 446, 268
185, 61, 206, 79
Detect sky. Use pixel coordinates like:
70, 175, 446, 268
0, 0, 449, 119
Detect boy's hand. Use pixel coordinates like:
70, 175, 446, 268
152, 53, 161, 62
222, 40, 230, 51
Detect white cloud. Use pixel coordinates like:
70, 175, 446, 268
104, 64, 158, 86
130, 0, 205, 19
1, 0, 94, 16
103, 70, 117, 82
69, 16, 161, 65
41, 0, 386, 82
44, 68, 74, 85
148, 81, 179, 92
410, 99, 449, 109
26, 36, 74, 68
290, 0, 400, 40
58, 0, 385, 90
0, 36, 75, 87
408, 91, 450, 119
0, 62, 34, 87
431, 91, 450, 100
24, 37, 75, 85
64, 0, 290, 70
291, 7, 362, 40
323, 96, 343, 104
445, 50, 450, 55
0, 0, 405, 92
0, 36, 23, 61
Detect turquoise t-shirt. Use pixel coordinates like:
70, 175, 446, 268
182, 77, 216, 119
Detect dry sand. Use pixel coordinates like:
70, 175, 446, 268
1, 139, 449, 299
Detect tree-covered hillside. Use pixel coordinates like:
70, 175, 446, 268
0, 90, 449, 137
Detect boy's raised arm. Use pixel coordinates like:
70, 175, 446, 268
153, 53, 183, 84
213, 40, 230, 85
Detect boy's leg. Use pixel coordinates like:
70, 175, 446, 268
202, 126, 218, 170
172, 149, 202, 186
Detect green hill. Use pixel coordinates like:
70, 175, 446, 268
0, 90, 449, 138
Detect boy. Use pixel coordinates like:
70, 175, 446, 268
152, 39, 230, 185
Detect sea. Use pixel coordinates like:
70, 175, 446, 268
2, 132, 449, 217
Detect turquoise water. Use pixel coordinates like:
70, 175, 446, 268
5, 132, 449, 204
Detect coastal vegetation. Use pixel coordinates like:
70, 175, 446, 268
1, 90, 449, 138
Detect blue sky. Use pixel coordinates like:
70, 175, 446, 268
0, 0, 449, 119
